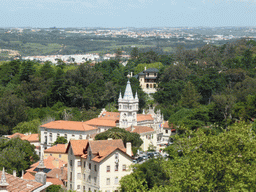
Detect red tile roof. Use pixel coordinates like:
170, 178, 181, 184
126, 126, 155, 134
21, 134, 39, 142
65, 140, 89, 156
88, 139, 128, 162
44, 144, 66, 154
85, 118, 117, 127
99, 112, 120, 121
40, 120, 97, 131
163, 121, 175, 131
27, 156, 67, 173
7, 133, 25, 139
0, 171, 43, 192
137, 114, 154, 121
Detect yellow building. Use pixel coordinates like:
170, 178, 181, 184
44, 144, 68, 162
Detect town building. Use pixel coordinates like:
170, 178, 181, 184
66, 139, 133, 192
44, 144, 68, 162
40, 77, 164, 152
40, 121, 98, 149
134, 67, 159, 94
126, 126, 157, 151
23, 156, 67, 187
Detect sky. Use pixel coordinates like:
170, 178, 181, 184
1, 0, 256, 28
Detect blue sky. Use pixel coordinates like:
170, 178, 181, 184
1, 0, 256, 28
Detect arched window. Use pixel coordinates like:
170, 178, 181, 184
150, 84, 152, 88
146, 84, 149, 88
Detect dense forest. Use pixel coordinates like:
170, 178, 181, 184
1, 38, 256, 135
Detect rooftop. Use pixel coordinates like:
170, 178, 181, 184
126, 126, 155, 134
0, 170, 43, 192
40, 120, 97, 132
44, 144, 67, 154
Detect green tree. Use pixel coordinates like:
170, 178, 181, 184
0, 137, 39, 176
46, 185, 61, 192
13, 119, 41, 134
165, 122, 256, 191
52, 136, 68, 146
180, 81, 201, 108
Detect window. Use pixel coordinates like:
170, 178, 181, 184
94, 177, 97, 184
78, 161, 81, 167
44, 136, 47, 144
83, 186, 85, 192
115, 177, 119, 184
79, 135, 82, 139
70, 160, 72, 166
106, 178, 110, 185
83, 174, 86, 181
115, 153, 119, 159
77, 185, 80, 190
70, 172, 72, 181
59, 154, 62, 158
89, 151, 92, 160
88, 175, 91, 183
84, 161, 86, 168
50, 153, 52, 156
89, 188, 91, 192
70, 184, 72, 190
122, 164, 126, 171
49, 133, 52, 142
115, 164, 119, 172
57, 133, 60, 137
72, 134, 75, 137
89, 163, 91, 170
106, 165, 110, 172
166, 130, 168, 134
64, 134, 67, 139
94, 165, 97, 171
77, 173, 81, 179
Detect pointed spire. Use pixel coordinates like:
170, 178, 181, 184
135, 90, 138, 100
0, 167, 9, 187
37, 152, 46, 171
119, 90, 122, 100
123, 79, 134, 100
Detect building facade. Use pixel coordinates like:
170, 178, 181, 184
66, 139, 133, 192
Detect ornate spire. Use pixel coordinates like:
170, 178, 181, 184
37, 152, 46, 171
119, 90, 122, 100
123, 78, 134, 100
135, 90, 138, 100
0, 167, 9, 187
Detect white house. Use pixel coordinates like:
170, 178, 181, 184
40, 121, 98, 149
66, 139, 133, 192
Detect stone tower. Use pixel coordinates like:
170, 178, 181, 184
118, 75, 139, 128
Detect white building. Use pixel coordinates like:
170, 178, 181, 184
40, 121, 98, 149
66, 139, 133, 192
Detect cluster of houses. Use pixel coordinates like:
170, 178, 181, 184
0, 74, 176, 192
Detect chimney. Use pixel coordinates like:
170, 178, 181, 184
131, 72, 133, 77
13, 170, 16, 177
144, 66, 146, 71
126, 142, 132, 156
21, 170, 24, 179
131, 125, 135, 132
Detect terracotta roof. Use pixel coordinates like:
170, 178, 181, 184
21, 134, 39, 142
137, 114, 154, 122
65, 140, 89, 156
46, 178, 64, 186
7, 133, 25, 139
126, 126, 155, 134
46, 168, 67, 181
85, 118, 117, 127
23, 172, 35, 180
99, 112, 120, 121
27, 156, 67, 173
24, 171, 66, 186
0, 171, 43, 192
40, 120, 97, 131
44, 144, 67, 154
163, 121, 174, 129
88, 139, 128, 162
